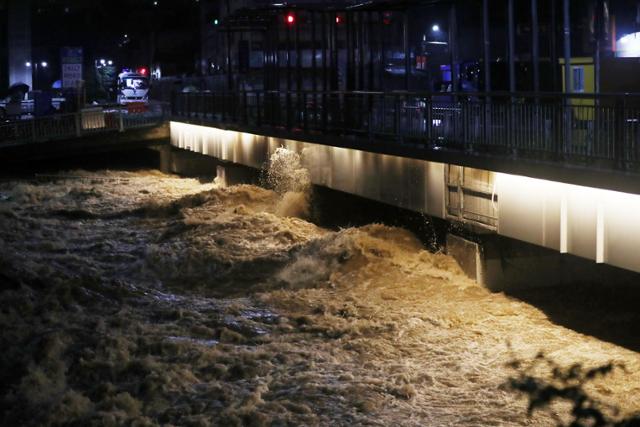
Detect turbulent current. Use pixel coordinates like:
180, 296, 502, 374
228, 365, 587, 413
1, 167, 639, 426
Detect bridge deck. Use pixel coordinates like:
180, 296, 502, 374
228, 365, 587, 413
172, 91, 640, 195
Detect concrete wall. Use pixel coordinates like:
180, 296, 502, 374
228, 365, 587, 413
170, 121, 640, 276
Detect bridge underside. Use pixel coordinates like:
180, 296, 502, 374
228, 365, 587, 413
170, 121, 640, 276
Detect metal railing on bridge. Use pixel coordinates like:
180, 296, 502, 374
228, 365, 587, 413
0, 102, 170, 146
172, 90, 640, 172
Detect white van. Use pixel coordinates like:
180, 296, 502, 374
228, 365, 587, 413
117, 72, 149, 104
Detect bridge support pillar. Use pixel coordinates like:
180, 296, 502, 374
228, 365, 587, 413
446, 234, 484, 285
446, 233, 637, 292
160, 146, 259, 185
159, 145, 217, 177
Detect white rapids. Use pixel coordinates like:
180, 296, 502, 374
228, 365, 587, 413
0, 165, 639, 426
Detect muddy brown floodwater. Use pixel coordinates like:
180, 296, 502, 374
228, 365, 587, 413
1, 167, 639, 427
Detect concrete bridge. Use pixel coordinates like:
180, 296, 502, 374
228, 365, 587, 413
168, 90, 640, 286
0, 104, 169, 164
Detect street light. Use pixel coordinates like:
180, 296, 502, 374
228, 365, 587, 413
432, 24, 440, 33
95, 59, 114, 68
25, 60, 48, 89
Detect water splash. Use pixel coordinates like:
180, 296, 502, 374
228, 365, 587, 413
264, 147, 311, 218
264, 147, 311, 196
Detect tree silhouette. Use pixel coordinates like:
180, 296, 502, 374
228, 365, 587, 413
508, 353, 640, 427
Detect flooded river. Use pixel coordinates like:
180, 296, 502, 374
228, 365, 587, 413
1, 157, 639, 426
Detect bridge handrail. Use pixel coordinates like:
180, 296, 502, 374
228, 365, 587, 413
0, 102, 170, 145
174, 89, 640, 100
170, 90, 640, 173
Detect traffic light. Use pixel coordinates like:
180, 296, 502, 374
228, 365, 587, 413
335, 14, 343, 24
285, 12, 295, 25
206, 12, 220, 26
382, 11, 392, 25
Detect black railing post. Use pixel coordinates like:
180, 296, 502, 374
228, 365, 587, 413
230, 93, 234, 122
243, 91, 248, 124
624, 94, 629, 167
630, 102, 638, 166
199, 93, 205, 123
614, 96, 626, 169
304, 92, 309, 131
394, 94, 401, 141
343, 93, 348, 134
221, 93, 226, 122
286, 91, 292, 129
562, 98, 570, 159
257, 92, 262, 127
481, 95, 488, 147
193, 93, 198, 120
426, 94, 433, 145
235, 93, 240, 122
210, 93, 214, 121
171, 91, 177, 117
554, 97, 562, 159
368, 93, 373, 141
322, 91, 328, 132
313, 91, 319, 129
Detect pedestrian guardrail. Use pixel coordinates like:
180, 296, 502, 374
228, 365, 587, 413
171, 90, 640, 172
0, 102, 169, 145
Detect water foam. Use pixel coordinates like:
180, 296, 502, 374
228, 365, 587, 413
264, 147, 311, 219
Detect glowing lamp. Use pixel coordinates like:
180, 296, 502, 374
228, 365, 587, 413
285, 13, 295, 25
617, 32, 640, 58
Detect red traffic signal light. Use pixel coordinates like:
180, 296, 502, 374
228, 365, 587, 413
382, 11, 392, 25
285, 13, 295, 25
335, 14, 342, 24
